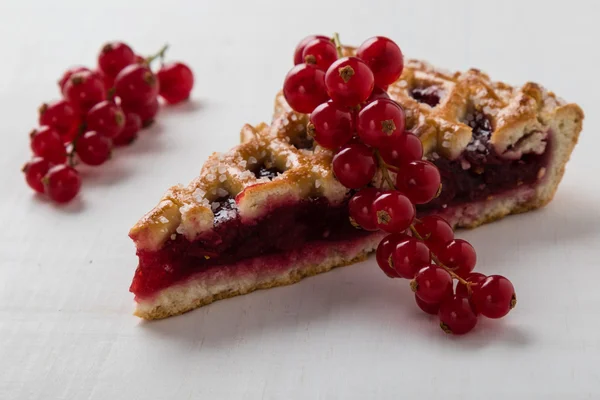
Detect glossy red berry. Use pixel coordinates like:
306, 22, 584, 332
98, 42, 135, 78
76, 131, 112, 166
376, 234, 408, 278
43, 165, 81, 203
293, 35, 329, 65
283, 64, 329, 114
366, 86, 390, 103
30, 126, 66, 164
372, 191, 415, 233
348, 187, 380, 231
378, 133, 423, 167
302, 38, 338, 71
325, 57, 374, 107
412, 265, 453, 304
63, 71, 106, 112
392, 237, 431, 279
38, 100, 79, 138
332, 143, 377, 189
86, 101, 125, 139
415, 295, 441, 315
456, 272, 487, 298
113, 112, 142, 146
395, 160, 441, 204
438, 239, 477, 277
122, 97, 159, 127
356, 36, 404, 87
413, 215, 454, 252
308, 101, 353, 149
58, 66, 91, 92
471, 275, 516, 319
439, 295, 478, 335
115, 64, 160, 105
23, 157, 52, 193
357, 99, 405, 147
157, 62, 194, 104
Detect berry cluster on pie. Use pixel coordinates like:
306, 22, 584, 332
129, 37, 583, 322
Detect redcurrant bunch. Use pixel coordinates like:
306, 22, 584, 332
23, 42, 195, 204
285, 33, 517, 335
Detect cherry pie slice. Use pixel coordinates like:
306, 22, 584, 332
129, 57, 583, 320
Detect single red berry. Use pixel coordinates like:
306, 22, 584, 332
308, 101, 353, 150
122, 97, 159, 128
414, 215, 454, 252
392, 237, 431, 279
415, 295, 441, 315
23, 157, 52, 193
43, 165, 81, 203
332, 143, 377, 189
378, 132, 423, 167
98, 42, 135, 78
38, 100, 79, 137
366, 86, 390, 103
76, 131, 112, 166
325, 57, 374, 107
357, 99, 405, 147
113, 112, 142, 146
375, 233, 408, 278
395, 160, 441, 204
293, 35, 329, 65
471, 275, 516, 319
348, 187, 380, 231
30, 126, 66, 164
283, 64, 329, 114
356, 36, 404, 87
86, 101, 125, 139
411, 265, 453, 304
115, 64, 160, 105
58, 66, 91, 92
157, 62, 194, 104
63, 71, 106, 112
372, 191, 415, 233
456, 272, 487, 298
302, 38, 338, 71
438, 239, 477, 277
439, 295, 478, 335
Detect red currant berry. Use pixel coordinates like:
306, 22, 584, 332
115, 64, 160, 105
302, 38, 338, 71
98, 42, 135, 78
332, 143, 377, 189
122, 97, 159, 128
357, 99, 405, 147
395, 160, 441, 204
438, 239, 477, 277
348, 187, 380, 231
325, 57, 374, 107
22, 157, 51, 193
76, 131, 112, 166
366, 86, 390, 103
378, 133, 423, 167
86, 101, 125, 139
471, 275, 516, 319
375, 233, 408, 278
157, 62, 194, 104
63, 71, 106, 112
372, 191, 415, 233
308, 101, 353, 150
392, 237, 431, 279
58, 66, 91, 92
414, 215, 454, 252
356, 36, 404, 87
293, 35, 329, 65
456, 272, 487, 298
113, 112, 142, 146
38, 100, 79, 138
283, 64, 329, 114
415, 295, 441, 315
43, 165, 81, 203
439, 295, 478, 335
30, 126, 66, 164
99, 70, 115, 90
411, 265, 453, 304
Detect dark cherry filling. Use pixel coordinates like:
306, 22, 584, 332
131, 197, 368, 298
410, 86, 441, 107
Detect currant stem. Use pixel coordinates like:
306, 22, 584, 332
67, 124, 87, 167
331, 33, 343, 58
145, 44, 169, 66
374, 151, 396, 189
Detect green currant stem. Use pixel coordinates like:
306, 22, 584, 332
374, 150, 396, 189
331, 33, 343, 58
145, 43, 169, 66
67, 124, 87, 167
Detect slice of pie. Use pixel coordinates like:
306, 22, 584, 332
129, 58, 583, 320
